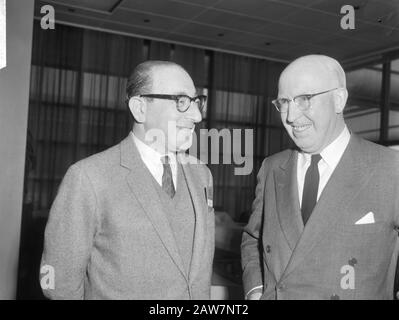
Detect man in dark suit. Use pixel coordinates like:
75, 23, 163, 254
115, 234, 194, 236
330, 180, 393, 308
241, 54, 399, 300
40, 61, 215, 299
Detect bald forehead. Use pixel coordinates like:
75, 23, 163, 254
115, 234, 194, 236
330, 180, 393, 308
279, 55, 345, 94
150, 64, 195, 94
149, 64, 180, 81
150, 63, 183, 75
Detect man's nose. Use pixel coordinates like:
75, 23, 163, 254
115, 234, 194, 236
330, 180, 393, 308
186, 102, 202, 123
286, 100, 302, 123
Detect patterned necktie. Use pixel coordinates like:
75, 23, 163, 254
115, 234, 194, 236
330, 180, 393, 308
301, 154, 322, 225
161, 155, 175, 198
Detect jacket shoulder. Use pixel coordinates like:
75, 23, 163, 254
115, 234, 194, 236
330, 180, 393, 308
70, 143, 121, 174
354, 136, 399, 169
261, 148, 295, 169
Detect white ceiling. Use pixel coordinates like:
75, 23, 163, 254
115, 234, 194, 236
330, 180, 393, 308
34, 0, 399, 64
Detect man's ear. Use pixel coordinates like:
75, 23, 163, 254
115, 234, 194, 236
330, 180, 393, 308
334, 88, 348, 114
128, 97, 146, 123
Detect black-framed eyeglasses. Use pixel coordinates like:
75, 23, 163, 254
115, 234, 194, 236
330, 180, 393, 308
140, 94, 207, 113
272, 88, 340, 113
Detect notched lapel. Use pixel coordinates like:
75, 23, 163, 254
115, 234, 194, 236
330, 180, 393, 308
274, 150, 303, 251
121, 134, 187, 280
281, 135, 376, 279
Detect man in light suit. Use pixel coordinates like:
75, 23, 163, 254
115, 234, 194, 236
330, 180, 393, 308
241, 54, 399, 300
40, 61, 215, 299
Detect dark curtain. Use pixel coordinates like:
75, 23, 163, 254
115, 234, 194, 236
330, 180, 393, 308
208, 52, 290, 223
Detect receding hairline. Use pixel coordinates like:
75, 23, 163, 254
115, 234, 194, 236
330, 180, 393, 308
125, 60, 191, 101
280, 55, 346, 88
135, 60, 189, 86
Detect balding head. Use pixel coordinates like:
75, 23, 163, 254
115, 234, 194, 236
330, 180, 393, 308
279, 55, 346, 94
277, 54, 348, 154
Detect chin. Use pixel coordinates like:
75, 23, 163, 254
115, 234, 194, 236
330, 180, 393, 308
175, 130, 194, 151
297, 142, 321, 154
176, 138, 193, 152
293, 139, 314, 153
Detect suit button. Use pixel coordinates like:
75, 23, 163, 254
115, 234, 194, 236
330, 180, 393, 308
266, 245, 271, 253
277, 284, 285, 291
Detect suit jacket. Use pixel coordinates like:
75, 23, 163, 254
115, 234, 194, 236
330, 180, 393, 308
40, 133, 215, 299
241, 134, 399, 300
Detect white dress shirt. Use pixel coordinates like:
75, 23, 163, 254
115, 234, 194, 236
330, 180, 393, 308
132, 132, 177, 188
297, 126, 351, 208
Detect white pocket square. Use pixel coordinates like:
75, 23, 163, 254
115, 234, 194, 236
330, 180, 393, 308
355, 212, 375, 225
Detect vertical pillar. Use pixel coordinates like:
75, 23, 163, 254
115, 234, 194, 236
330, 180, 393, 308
380, 61, 391, 144
0, 0, 34, 299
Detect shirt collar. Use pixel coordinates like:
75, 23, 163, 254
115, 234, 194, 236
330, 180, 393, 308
131, 131, 176, 167
300, 126, 351, 168
320, 126, 350, 168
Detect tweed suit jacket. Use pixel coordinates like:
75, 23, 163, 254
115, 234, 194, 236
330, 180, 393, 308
40, 132, 215, 299
241, 134, 399, 299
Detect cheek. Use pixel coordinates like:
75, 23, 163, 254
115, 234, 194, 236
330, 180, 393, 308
281, 114, 290, 129
152, 108, 178, 129
280, 112, 287, 123
309, 110, 329, 133
283, 123, 292, 135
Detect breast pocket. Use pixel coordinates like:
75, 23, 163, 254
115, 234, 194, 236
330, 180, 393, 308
336, 221, 387, 235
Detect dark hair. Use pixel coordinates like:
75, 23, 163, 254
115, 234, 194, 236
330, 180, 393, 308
125, 60, 183, 105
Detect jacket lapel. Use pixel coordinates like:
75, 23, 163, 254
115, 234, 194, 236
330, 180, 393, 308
120, 134, 187, 281
178, 154, 208, 282
274, 150, 304, 251
281, 135, 376, 279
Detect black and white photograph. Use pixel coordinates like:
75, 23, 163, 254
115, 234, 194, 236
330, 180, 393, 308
1, 0, 399, 308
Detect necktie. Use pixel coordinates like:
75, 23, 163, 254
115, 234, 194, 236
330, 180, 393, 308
161, 155, 175, 198
301, 154, 322, 225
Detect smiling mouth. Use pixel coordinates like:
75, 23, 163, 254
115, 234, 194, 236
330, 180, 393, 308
292, 124, 312, 132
